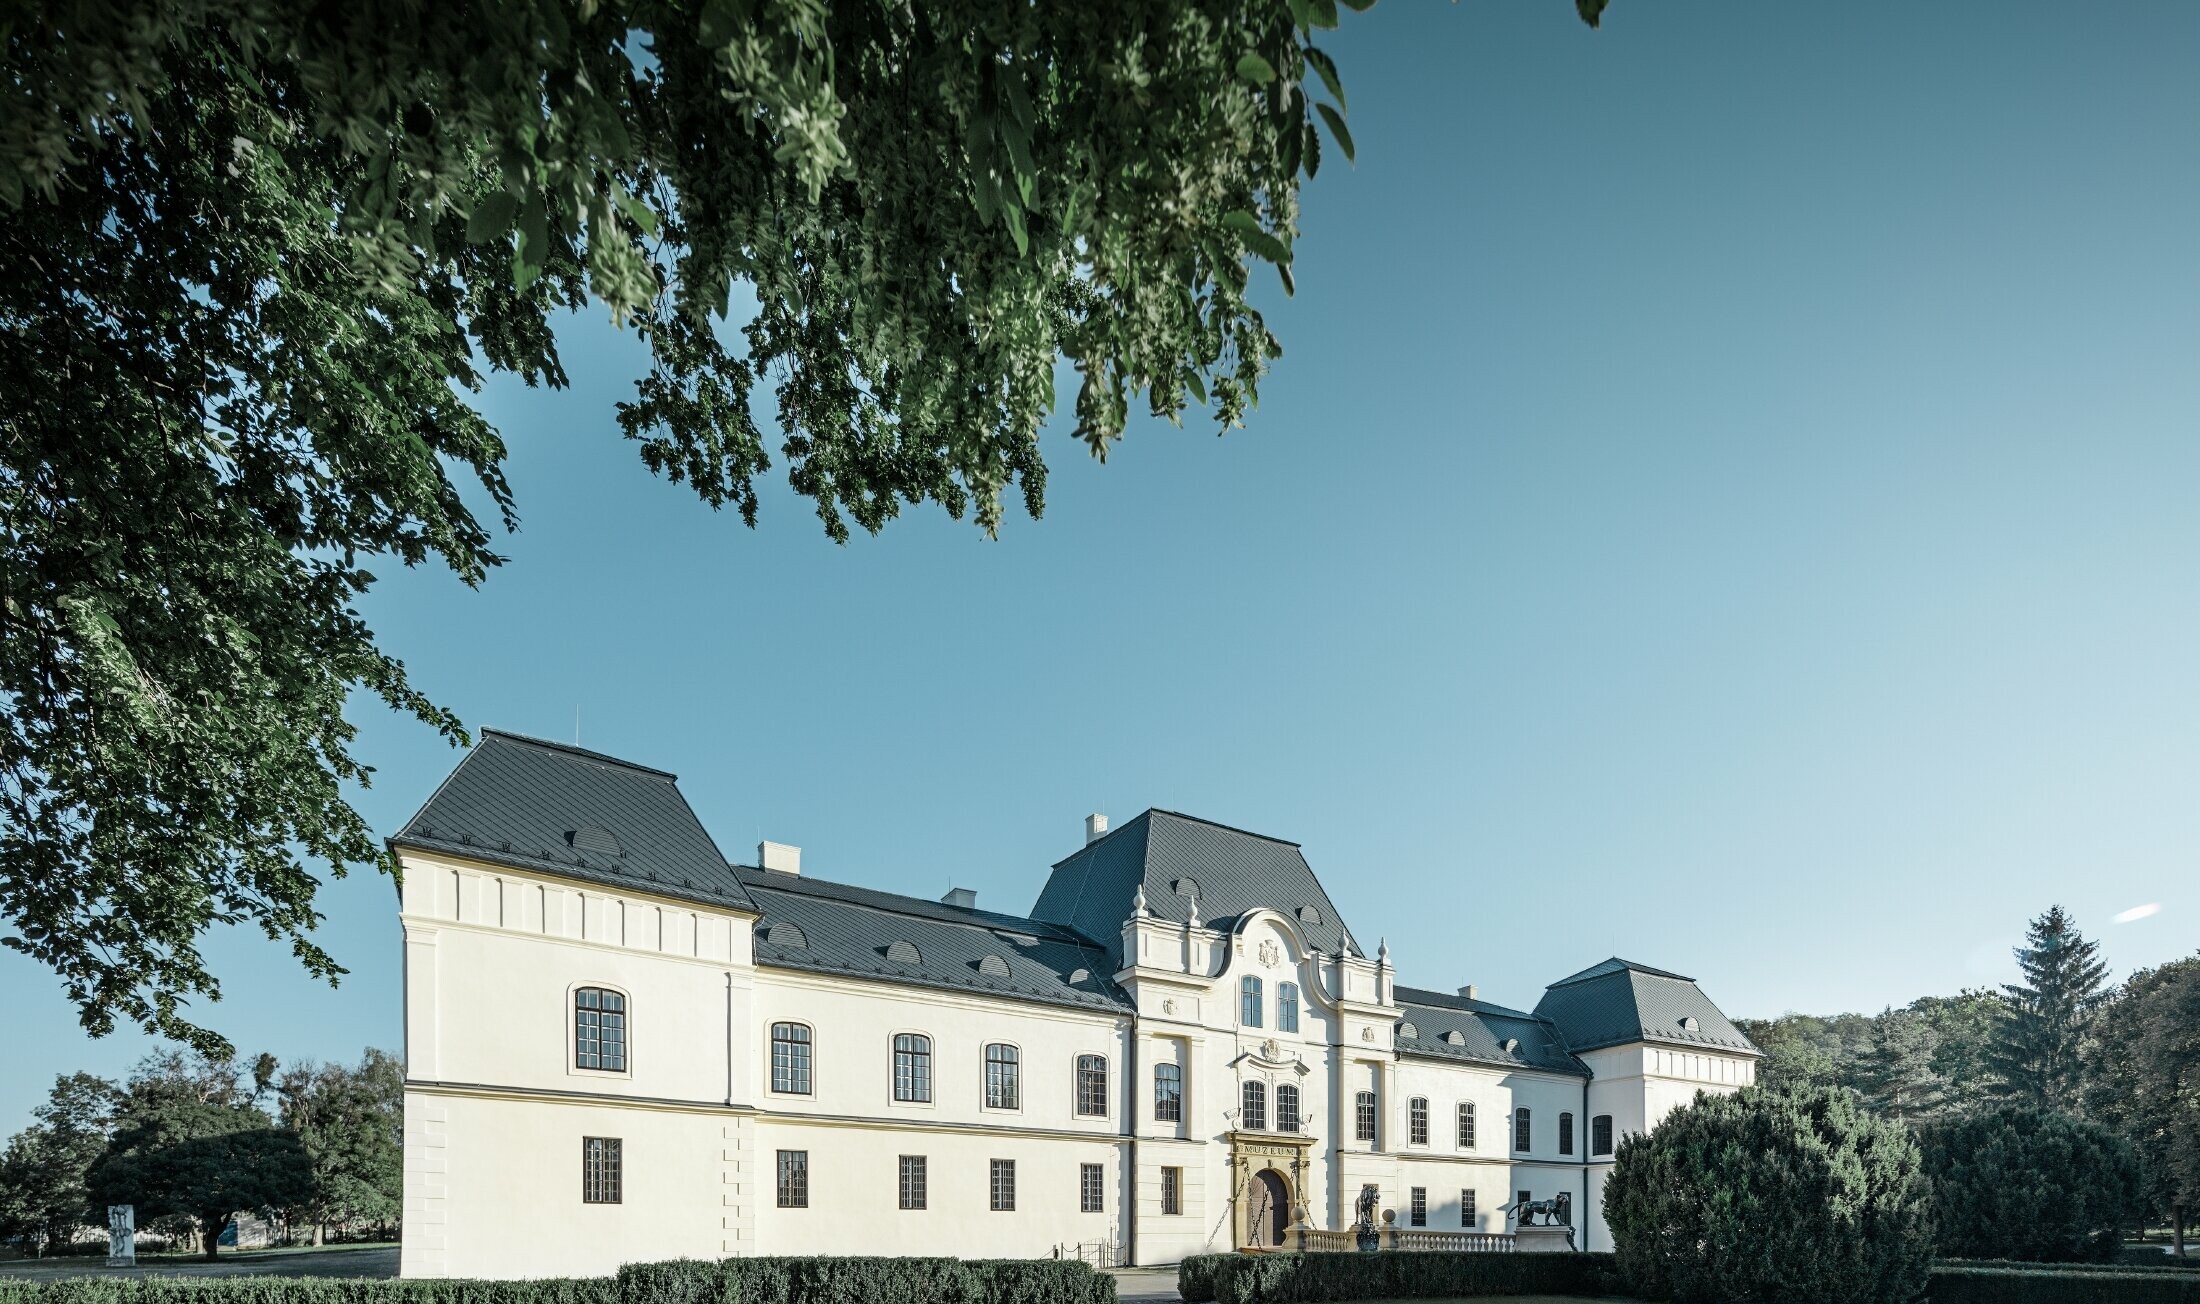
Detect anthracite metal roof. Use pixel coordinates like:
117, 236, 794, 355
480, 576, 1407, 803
390, 729, 759, 914
1031, 809, 1363, 966
1392, 985, 1590, 1077
1533, 957, 1760, 1057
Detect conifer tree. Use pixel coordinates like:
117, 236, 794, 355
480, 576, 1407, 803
1989, 906, 2109, 1110
1860, 1007, 1949, 1120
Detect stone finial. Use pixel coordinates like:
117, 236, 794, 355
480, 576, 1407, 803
1185, 883, 1201, 926
1132, 882, 1150, 919
1377, 936, 1390, 968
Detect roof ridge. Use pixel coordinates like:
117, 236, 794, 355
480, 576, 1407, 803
737, 867, 1100, 949
1147, 807, 1303, 848
1546, 956, 1696, 989
478, 727, 679, 780
1393, 984, 1548, 1023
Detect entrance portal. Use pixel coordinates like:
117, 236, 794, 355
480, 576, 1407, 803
1247, 1169, 1290, 1247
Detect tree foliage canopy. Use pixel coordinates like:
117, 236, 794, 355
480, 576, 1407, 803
1, 0, 1594, 1053
276, 1049, 404, 1237
1989, 906, 2110, 1111
1603, 1086, 1934, 1304
2087, 957, 2200, 1238
1917, 1104, 2141, 1263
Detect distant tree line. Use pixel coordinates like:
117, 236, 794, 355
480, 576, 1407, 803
1736, 906, 2199, 1254
0, 1048, 399, 1259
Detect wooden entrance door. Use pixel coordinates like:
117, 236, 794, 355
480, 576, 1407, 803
1247, 1169, 1290, 1247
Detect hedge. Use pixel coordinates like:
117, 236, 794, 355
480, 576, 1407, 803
0, 1259, 1111, 1304
1931, 1266, 2200, 1303
1178, 1251, 1620, 1304
1944, 1258, 2200, 1276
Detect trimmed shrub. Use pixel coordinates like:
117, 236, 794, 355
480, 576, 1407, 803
1201, 1251, 1619, 1304
1603, 1085, 1933, 1304
1919, 1105, 2143, 1263
2121, 1248, 2200, 1270
1177, 1255, 1226, 1303
1929, 1265, 2200, 1303
1944, 1258, 2200, 1275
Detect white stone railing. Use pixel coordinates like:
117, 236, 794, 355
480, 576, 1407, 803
1292, 1226, 1519, 1253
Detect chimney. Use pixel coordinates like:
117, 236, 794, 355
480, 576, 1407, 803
1459, 984, 1479, 1001
941, 887, 977, 910
758, 841, 801, 876
1085, 813, 1109, 844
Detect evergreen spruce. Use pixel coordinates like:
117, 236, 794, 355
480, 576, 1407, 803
1989, 906, 2109, 1110
1860, 1007, 1949, 1120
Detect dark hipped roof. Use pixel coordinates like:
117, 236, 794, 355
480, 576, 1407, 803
1392, 986, 1589, 1077
1031, 810, 1362, 965
1534, 957, 1760, 1056
737, 866, 1130, 1014
390, 729, 759, 914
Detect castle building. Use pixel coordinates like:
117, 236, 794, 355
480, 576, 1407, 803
394, 730, 1758, 1279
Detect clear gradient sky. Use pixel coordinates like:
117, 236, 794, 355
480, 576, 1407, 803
7, 1, 2198, 1129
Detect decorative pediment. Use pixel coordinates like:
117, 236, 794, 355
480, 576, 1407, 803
1232, 1038, 1311, 1077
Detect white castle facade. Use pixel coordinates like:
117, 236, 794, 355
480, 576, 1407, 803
395, 731, 1759, 1279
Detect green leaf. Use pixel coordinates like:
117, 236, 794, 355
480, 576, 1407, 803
1304, 47, 1345, 112
1235, 53, 1277, 86
1221, 209, 1264, 235
1278, 262, 1296, 296
1003, 203, 1029, 256
1338, 0, 1377, 9
1316, 102, 1355, 163
1285, 0, 1318, 30
1577, 0, 1609, 27
1184, 370, 1207, 404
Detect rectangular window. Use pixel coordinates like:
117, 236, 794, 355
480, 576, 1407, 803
1410, 1187, 1426, 1227
770, 1023, 812, 1095
985, 1044, 1020, 1110
1514, 1107, 1532, 1153
1355, 1090, 1377, 1145
1240, 975, 1263, 1028
776, 1150, 808, 1208
1592, 1114, 1614, 1156
1076, 1055, 1109, 1117
1161, 1167, 1183, 1216
1517, 1189, 1531, 1213
1461, 1188, 1476, 1227
898, 1155, 927, 1210
1080, 1163, 1104, 1213
581, 1136, 621, 1204
1241, 1081, 1267, 1132
1276, 1084, 1301, 1134
990, 1159, 1016, 1212
1154, 1063, 1183, 1122
893, 1033, 932, 1103
1559, 1112, 1575, 1156
575, 989, 627, 1072
1458, 1101, 1477, 1149
1277, 982, 1299, 1033
1409, 1097, 1429, 1146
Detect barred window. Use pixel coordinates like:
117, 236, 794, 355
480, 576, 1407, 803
984, 1043, 1020, 1110
776, 1150, 808, 1208
893, 1033, 933, 1103
1514, 1107, 1532, 1153
898, 1155, 927, 1210
1154, 1062, 1183, 1122
1592, 1114, 1614, 1156
1161, 1167, 1183, 1216
1355, 1090, 1377, 1144
581, 1136, 621, 1204
1080, 1162, 1104, 1213
1240, 975, 1263, 1027
1410, 1187, 1427, 1227
1241, 1080, 1267, 1132
1559, 1111, 1575, 1156
1461, 1188, 1476, 1226
1277, 982, 1300, 1034
1276, 1084, 1301, 1134
1458, 1101, 1477, 1149
575, 988, 627, 1072
990, 1158, 1016, 1211
1409, 1097, 1429, 1146
1075, 1054, 1108, 1117
770, 1023, 812, 1095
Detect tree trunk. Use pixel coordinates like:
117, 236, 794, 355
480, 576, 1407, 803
2174, 1204, 2187, 1259
202, 1220, 221, 1261
313, 1222, 325, 1247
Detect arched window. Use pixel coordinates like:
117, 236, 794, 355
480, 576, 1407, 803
1559, 1111, 1575, 1156
1075, 1054, 1109, 1117
574, 987, 627, 1072
1409, 1096, 1429, 1146
984, 1043, 1020, 1109
1355, 1090, 1378, 1144
1276, 1083, 1301, 1133
1457, 1101, 1477, 1149
893, 1033, 932, 1102
1241, 1080, 1268, 1131
1154, 1062, 1183, 1122
770, 1022, 812, 1094
1592, 1114, 1614, 1156
1513, 1107, 1532, 1153
1277, 981, 1300, 1034
1240, 975, 1263, 1027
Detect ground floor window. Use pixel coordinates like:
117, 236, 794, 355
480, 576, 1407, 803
777, 1150, 808, 1208
581, 1136, 621, 1204
1080, 1162, 1104, 1213
898, 1155, 926, 1210
1516, 1188, 1530, 1214
1409, 1187, 1426, 1227
1161, 1167, 1183, 1215
990, 1158, 1016, 1211
1461, 1188, 1475, 1226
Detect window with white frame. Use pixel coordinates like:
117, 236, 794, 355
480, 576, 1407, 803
893, 1033, 932, 1103
1409, 1096, 1429, 1146
990, 1158, 1016, 1211
1355, 1090, 1377, 1144
1410, 1187, 1426, 1227
1457, 1101, 1476, 1149
1276, 1083, 1301, 1133
1240, 975, 1263, 1027
1079, 1163, 1104, 1213
770, 1022, 812, 1094
1277, 981, 1299, 1033
1161, 1167, 1183, 1215
575, 988, 626, 1072
984, 1043, 1020, 1109
1241, 1080, 1267, 1131
1154, 1062, 1183, 1122
1075, 1054, 1108, 1117
1460, 1188, 1476, 1226
777, 1150, 808, 1208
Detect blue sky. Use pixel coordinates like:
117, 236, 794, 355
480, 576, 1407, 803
7, 1, 2198, 1128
